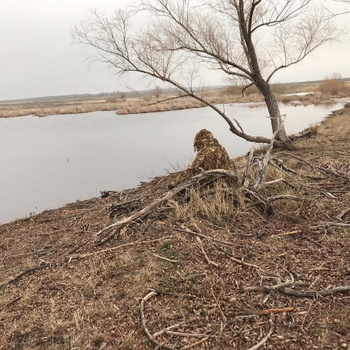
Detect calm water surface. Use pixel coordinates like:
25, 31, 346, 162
0, 100, 347, 223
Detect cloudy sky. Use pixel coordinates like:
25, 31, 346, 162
1, 0, 349, 101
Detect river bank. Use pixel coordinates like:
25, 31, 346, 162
0, 104, 349, 349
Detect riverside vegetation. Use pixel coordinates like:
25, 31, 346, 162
0, 97, 349, 349
1, 79, 349, 118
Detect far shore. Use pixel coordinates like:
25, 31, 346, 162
1, 80, 349, 119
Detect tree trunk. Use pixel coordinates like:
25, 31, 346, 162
256, 79, 291, 144
264, 89, 289, 142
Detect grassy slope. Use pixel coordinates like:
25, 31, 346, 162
0, 105, 349, 350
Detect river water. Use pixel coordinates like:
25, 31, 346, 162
0, 100, 347, 223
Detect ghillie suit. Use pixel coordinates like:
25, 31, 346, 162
169, 129, 235, 188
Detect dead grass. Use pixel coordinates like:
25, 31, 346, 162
1, 103, 350, 350
170, 182, 255, 227
319, 78, 349, 96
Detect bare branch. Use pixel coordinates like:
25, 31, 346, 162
73, 0, 343, 146
251, 0, 312, 34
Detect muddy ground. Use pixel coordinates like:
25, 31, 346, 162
0, 104, 349, 349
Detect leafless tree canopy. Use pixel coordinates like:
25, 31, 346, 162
73, 0, 340, 146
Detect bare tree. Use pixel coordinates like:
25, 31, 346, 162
153, 85, 163, 99
73, 0, 339, 147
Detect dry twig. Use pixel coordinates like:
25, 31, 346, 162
213, 243, 259, 269
281, 285, 350, 298
242, 281, 310, 293
174, 227, 243, 247
269, 230, 302, 238
140, 290, 176, 350
153, 254, 178, 264
243, 282, 350, 297
182, 337, 209, 349
196, 237, 219, 267
249, 307, 294, 316
245, 319, 274, 350
311, 222, 350, 229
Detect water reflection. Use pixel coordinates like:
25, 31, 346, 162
0, 100, 346, 223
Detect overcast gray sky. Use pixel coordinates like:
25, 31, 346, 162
1, 0, 349, 101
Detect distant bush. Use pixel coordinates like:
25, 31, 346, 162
244, 85, 261, 96
319, 74, 347, 95
224, 84, 262, 96
223, 86, 244, 96
105, 97, 120, 103
270, 83, 287, 94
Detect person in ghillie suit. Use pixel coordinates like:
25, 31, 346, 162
169, 129, 235, 189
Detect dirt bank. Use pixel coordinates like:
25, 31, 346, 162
0, 104, 349, 349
